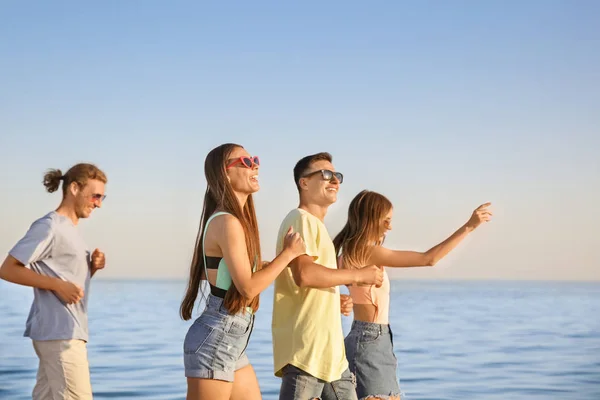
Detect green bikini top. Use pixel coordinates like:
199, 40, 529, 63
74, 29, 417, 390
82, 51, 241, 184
203, 212, 257, 300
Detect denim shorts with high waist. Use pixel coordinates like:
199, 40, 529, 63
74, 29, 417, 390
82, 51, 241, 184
183, 294, 254, 382
279, 364, 358, 400
345, 320, 403, 400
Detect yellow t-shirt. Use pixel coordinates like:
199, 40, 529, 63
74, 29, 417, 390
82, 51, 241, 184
271, 208, 348, 382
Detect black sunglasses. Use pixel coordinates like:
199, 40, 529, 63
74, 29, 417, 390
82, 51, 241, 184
302, 169, 343, 184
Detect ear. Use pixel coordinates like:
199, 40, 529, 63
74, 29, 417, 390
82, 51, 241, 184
299, 177, 308, 191
69, 181, 80, 197
223, 166, 232, 183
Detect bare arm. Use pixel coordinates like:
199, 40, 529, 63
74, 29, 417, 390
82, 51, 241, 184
369, 202, 492, 267
290, 255, 383, 288
370, 225, 472, 267
0, 256, 84, 304
0, 255, 60, 290
291, 255, 358, 288
219, 215, 305, 299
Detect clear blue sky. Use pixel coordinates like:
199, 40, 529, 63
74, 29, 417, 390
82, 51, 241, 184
1, 1, 598, 280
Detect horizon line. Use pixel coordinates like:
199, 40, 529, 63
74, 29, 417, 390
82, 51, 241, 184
92, 277, 600, 283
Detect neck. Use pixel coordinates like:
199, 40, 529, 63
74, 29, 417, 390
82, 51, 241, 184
298, 200, 329, 221
55, 201, 79, 225
234, 192, 249, 210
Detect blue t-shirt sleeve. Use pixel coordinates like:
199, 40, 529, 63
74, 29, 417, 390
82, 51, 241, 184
9, 220, 54, 266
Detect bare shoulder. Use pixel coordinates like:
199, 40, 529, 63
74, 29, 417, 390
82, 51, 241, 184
210, 213, 244, 239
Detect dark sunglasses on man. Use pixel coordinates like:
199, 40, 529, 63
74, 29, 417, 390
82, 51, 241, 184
302, 169, 343, 184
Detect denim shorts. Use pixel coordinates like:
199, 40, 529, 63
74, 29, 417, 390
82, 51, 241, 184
279, 364, 357, 400
345, 320, 403, 400
183, 294, 254, 382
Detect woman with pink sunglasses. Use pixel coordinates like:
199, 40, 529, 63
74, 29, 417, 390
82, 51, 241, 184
180, 143, 306, 400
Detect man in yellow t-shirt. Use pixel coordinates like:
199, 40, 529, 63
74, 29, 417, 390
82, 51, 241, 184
272, 152, 384, 400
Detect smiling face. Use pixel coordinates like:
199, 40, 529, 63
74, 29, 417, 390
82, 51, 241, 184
298, 159, 341, 206
70, 179, 106, 219
379, 207, 393, 242
225, 146, 260, 195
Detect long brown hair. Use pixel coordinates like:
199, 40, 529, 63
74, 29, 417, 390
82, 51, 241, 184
333, 190, 393, 269
43, 163, 107, 195
180, 143, 263, 320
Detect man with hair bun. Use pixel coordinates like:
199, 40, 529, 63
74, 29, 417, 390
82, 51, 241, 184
0, 162, 108, 400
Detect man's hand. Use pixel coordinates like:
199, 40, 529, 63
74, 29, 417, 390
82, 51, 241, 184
340, 294, 353, 316
54, 279, 85, 304
91, 248, 105, 274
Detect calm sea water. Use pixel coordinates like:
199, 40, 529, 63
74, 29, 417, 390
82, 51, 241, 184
1, 279, 599, 399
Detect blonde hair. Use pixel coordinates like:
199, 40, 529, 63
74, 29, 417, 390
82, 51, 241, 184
333, 190, 392, 269
43, 163, 107, 195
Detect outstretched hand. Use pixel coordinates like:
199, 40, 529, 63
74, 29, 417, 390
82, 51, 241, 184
466, 203, 493, 229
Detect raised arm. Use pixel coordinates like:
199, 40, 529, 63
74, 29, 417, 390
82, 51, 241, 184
369, 202, 492, 268
290, 255, 382, 289
219, 215, 306, 299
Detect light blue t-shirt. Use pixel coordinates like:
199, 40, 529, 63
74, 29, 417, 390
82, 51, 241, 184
9, 211, 92, 342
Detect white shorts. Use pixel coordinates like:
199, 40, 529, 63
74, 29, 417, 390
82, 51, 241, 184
32, 339, 93, 400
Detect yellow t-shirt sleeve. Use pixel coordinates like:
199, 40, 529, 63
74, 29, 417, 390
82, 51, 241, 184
286, 212, 320, 260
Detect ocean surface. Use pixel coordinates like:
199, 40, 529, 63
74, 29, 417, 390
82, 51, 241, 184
1, 279, 599, 400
